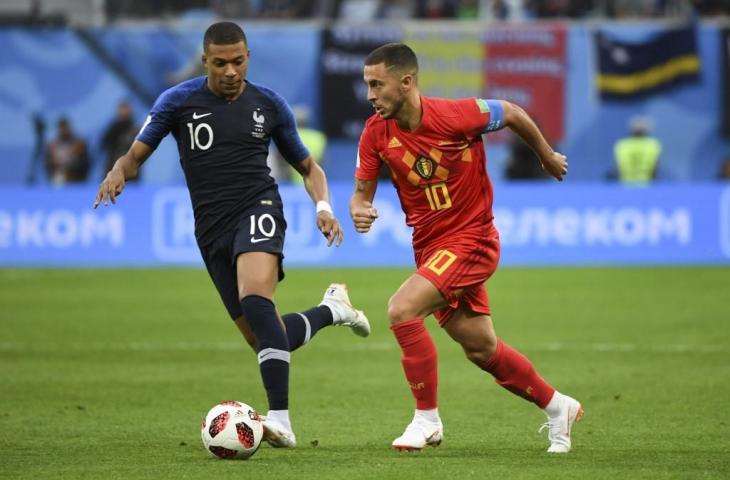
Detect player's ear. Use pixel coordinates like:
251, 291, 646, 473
401, 73, 415, 92
201, 53, 207, 69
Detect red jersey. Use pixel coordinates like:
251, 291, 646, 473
356, 96, 496, 250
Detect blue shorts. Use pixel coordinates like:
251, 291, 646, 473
200, 199, 287, 319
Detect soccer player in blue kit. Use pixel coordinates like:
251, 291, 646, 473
94, 22, 370, 448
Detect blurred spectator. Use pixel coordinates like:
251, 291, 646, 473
613, 116, 662, 186
416, 0, 456, 18
167, 47, 206, 87
487, 0, 510, 19
455, 0, 479, 18
337, 0, 379, 19
289, 106, 328, 184
101, 101, 139, 180
99, 0, 729, 20
377, 0, 416, 18
719, 156, 730, 180
27, 112, 46, 184
504, 135, 551, 180
525, 0, 595, 18
690, 0, 730, 16
46, 117, 89, 185
210, 0, 252, 17
267, 105, 328, 184
607, 0, 660, 18
257, 0, 313, 18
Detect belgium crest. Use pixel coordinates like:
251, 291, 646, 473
415, 156, 434, 180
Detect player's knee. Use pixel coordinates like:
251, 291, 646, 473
464, 348, 492, 366
387, 297, 412, 325
462, 338, 498, 366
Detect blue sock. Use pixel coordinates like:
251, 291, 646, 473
240, 295, 290, 410
282, 306, 333, 351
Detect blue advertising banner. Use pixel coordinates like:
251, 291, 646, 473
1, 182, 729, 267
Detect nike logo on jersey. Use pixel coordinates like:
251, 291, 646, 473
250, 237, 270, 244
192, 112, 212, 120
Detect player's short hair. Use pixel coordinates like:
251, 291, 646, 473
203, 22, 247, 51
364, 43, 418, 75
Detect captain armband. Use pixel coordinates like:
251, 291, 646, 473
477, 99, 505, 133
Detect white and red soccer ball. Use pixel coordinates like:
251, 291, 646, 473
201, 401, 264, 459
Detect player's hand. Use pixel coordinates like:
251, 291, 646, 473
317, 211, 344, 247
541, 151, 568, 181
93, 169, 126, 208
350, 201, 378, 233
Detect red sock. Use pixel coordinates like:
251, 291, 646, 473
481, 339, 555, 408
391, 318, 438, 410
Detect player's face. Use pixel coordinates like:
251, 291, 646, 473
364, 63, 407, 120
203, 41, 250, 99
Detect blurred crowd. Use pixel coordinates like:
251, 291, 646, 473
34, 102, 140, 186
104, 0, 730, 21
3, 1, 728, 27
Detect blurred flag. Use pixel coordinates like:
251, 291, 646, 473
595, 26, 700, 100
319, 26, 401, 139
484, 25, 567, 143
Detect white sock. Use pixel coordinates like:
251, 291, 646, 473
415, 408, 440, 424
543, 391, 563, 417
266, 409, 292, 432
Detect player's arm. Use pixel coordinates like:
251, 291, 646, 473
268, 93, 343, 246
500, 101, 568, 181
349, 179, 378, 234
292, 157, 343, 247
94, 140, 152, 208
94, 83, 178, 208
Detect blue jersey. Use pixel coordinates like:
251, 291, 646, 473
137, 76, 309, 247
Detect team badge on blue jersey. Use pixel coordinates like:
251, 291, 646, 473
252, 108, 266, 139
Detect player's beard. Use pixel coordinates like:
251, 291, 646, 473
380, 96, 405, 120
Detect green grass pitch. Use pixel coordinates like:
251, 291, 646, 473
1, 267, 729, 479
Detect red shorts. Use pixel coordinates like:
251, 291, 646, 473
415, 225, 500, 326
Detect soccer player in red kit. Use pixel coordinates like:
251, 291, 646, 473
350, 43, 583, 453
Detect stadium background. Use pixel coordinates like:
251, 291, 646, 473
1, 2, 729, 479
1, 3, 729, 267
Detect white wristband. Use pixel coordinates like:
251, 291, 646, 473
316, 200, 333, 215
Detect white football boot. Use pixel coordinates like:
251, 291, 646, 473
319, 283, 370, 337
391, 417, 443, 451
261, 416, 297, 448
540, 392, 584, 453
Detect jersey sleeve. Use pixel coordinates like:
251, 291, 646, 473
355, 122, 381, 181
268, 92, 310, 166
453, 98, 505, 140
136, 83, 197, 150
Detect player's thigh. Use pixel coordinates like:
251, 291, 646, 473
200, 235, 243, 319
388, 273, 449, 323
235, 252, 280, 299
232, 203, 287, 299
443, 308, 498, 358
418, 232, 499, 326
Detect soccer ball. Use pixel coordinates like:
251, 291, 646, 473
201, 401, 264, 459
